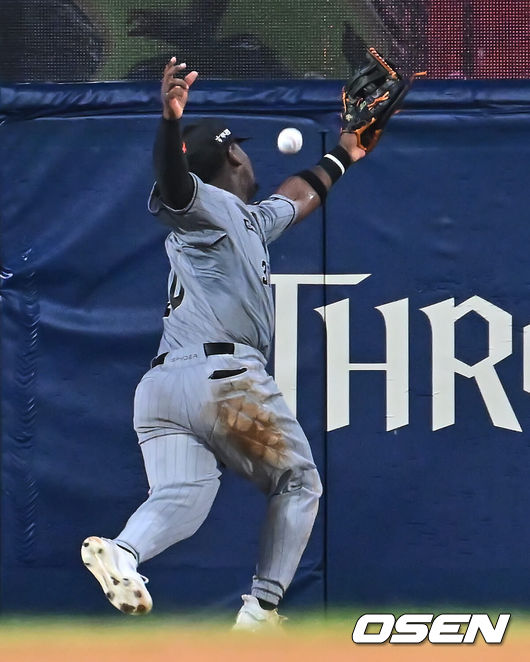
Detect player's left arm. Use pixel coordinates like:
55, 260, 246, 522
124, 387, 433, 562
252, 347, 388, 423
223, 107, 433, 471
154, 58, 198, 211
274, 133, 365, 224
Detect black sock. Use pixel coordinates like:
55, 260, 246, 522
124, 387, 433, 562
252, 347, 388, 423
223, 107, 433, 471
258, 598, 277, 611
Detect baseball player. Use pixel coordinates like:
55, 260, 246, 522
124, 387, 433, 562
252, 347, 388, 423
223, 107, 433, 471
82, 52, 412, 628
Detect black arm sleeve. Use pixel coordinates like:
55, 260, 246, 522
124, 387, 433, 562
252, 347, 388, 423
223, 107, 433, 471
153, 117, 195, 210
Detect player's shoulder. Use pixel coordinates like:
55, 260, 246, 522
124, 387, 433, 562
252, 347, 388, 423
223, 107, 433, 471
247, 194, 298, 244
149, 173, 233, 217
250, 194, 297, 221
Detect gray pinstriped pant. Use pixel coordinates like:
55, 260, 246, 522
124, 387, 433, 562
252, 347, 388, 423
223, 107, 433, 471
115, 343, 322, 605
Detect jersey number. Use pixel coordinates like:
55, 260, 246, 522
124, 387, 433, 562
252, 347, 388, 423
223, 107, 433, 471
164, 273, 185, 317
261, 260, 270, 286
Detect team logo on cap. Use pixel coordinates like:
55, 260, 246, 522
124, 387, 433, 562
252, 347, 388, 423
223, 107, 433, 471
215, 129, 232, 143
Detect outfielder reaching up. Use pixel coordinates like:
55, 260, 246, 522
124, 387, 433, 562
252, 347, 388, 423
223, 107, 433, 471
82, 51, 413, 628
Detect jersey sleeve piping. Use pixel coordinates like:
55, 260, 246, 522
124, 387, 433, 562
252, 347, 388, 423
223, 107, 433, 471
269, 194, 297, 227
148, 174, 199, 215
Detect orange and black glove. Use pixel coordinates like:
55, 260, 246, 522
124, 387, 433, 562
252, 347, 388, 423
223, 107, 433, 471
341, 47, 423, 152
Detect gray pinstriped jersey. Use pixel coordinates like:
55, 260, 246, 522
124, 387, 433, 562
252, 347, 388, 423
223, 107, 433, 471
148, 174, 297, 360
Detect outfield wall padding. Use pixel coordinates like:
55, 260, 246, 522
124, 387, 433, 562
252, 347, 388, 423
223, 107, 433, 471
1, 80, 530, 612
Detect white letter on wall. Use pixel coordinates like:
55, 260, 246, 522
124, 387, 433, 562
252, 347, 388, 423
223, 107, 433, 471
421, 296, 520, 432
271, 274, 370, 416
315, 298, 409, 432
523, 325, 530, 394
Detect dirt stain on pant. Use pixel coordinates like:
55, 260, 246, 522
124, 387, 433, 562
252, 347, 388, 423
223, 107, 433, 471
215, 377, 287, 467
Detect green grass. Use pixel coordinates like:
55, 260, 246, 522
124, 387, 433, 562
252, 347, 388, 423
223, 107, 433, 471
1, 607, 529, 636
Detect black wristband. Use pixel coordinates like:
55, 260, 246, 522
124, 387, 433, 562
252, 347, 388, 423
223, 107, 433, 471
295, 169, 328, 204
316, 145, 352, 184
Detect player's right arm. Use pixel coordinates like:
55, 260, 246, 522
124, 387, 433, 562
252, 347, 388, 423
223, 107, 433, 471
252, 133, 365, 243
273, 133, 365, 223
274, 48, 416, 225
153, 58, 198, 210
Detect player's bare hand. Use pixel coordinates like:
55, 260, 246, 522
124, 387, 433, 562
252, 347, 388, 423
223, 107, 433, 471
339, 132, 366, 162
161, 57, 198, 121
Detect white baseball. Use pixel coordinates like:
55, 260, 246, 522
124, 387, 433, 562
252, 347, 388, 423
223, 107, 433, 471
277, 128, 303, 154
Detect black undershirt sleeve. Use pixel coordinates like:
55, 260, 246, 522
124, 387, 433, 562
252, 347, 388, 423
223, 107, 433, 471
153, 117, 195, 210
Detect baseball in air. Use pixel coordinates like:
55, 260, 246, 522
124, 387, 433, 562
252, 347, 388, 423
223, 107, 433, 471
277, 128, 303, 154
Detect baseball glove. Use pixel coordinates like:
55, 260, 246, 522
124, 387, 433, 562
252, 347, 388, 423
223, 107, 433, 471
341, 47, 421, 152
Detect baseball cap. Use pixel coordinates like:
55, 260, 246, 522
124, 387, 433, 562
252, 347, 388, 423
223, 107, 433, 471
182, 119, 249, 183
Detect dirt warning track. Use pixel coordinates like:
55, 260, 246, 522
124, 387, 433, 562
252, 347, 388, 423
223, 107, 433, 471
0, 624, 528, 662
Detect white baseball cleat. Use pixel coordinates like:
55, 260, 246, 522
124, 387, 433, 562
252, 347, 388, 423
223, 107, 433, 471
81, 536, 152, 615
232, 594, 285, 631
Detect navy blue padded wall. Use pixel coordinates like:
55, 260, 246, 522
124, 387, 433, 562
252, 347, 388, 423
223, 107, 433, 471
323, 83, 530, 606
2, 80, 530, 612
0, 82, 327, 612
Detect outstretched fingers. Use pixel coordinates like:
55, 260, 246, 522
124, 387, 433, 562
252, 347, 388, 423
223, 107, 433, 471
162, 58, 198, 90
184, 70, 199, 87
161, 57, 198, 119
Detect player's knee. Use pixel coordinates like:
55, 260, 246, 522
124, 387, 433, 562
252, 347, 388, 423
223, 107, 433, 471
309, 468, 323, 498
148, 481, 218, 522
273, 466, 322, 499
